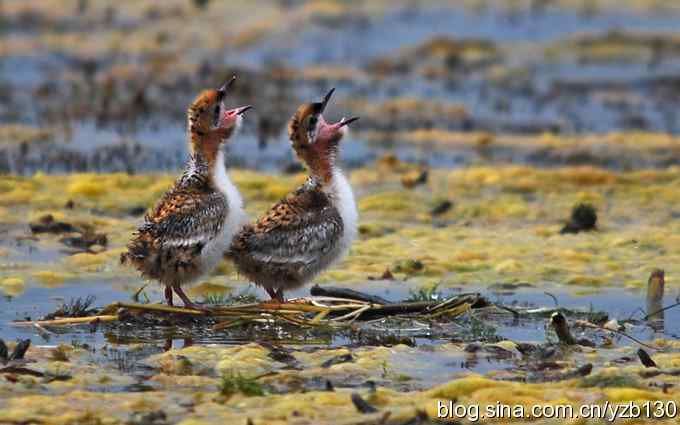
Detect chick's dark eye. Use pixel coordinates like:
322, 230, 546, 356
308, 116, 317, 129
212, 105, 220, 124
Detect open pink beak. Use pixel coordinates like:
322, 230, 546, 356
219, 105, 252, 127
335, 116, 359, 128
316, 115, 360, 143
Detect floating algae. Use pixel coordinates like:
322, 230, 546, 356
3, 166, 680, 420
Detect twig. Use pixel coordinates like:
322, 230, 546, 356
0, 366, 44, 377
110, 302, 208, 315
544, 292, 559, 307
429, 302, 472, 319
212, 319, 244, 331
332, 305, 372, 322
643, 301, 680, 321
574, 320, 659, 351
12, 315, 118, 327
33, 323, 56, 338
429, 293, 479, 311
493, 304, 521, 319
311, 285, 391, 305
132, 283, 148, 303
311, 310, 330, 323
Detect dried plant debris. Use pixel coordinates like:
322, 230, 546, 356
401, 169, 428, 189
29, 214, 78, 234
126, 410, 168, 425
550, 312, 577, 345
638, 348, 658, 368
526, 363, 593, 383
351, 393, 378, 414
430, 200, 453, 217
0, 339, 32, 375
59, 229, 108, 252
28, 214, 108, 253
560, 203, 598, 234
0, 340, 7, 363
42, 296, 98, 320
7, 339, 31, 362
322, 353, 355, 369
310, 284, 392, 305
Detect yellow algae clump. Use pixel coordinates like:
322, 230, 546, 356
32, 271, 76, 287
151, 346, 226, 376
216, 344, 277, 378
556, 167, 617, 186
455, 251, 488, 262
605, 388, 671, 403
67, 176, 107, 199
65, 252, 108, 271
0, 276, 25, 296
567, 275, 608, 286
494, 259, 523, 273
0, 182, 39, 205
650, 353, 680, 368
359, 191, 422, 215
426, 376, 508, 400
0, 124, 53, 146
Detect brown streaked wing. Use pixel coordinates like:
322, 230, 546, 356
142, 188, 228, 248
234, 188, 343, 265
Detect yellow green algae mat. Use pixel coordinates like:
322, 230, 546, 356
2, 165, 680, 424
3, 0, 680, 424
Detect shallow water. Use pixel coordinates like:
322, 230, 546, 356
2, 278, 677, 347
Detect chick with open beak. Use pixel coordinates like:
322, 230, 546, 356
122, 77, 251, 310
229, 88, 360, 302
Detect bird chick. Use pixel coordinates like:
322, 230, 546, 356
122, 77, 251, 309
230, 88, 359, 302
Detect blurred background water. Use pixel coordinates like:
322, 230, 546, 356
2, 0, 680, 173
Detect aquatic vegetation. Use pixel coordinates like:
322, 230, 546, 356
548, 29, 680, 64
0, 277, 25, 297
0, 124, 53, 147
2, 163, 680, 298
369, 36, 499, 78
219, 373, 265, 397
202, 289, 259, 306
560, 203, 598, 234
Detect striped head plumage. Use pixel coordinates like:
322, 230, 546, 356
287, 88, 359, 183
187, 76, 252, 166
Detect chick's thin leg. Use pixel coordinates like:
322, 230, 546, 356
164, 286, 174, 306
173, 285, 209, 312
265, 287, 285, 303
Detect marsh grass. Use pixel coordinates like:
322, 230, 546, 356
219, 372, 265, 397
579, 373, 642, 388
43, 296, 97, 320
203, 288, 260, 306
50, 345, 70, 362
406, 282, 443, 302
464, 315, 499, 342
